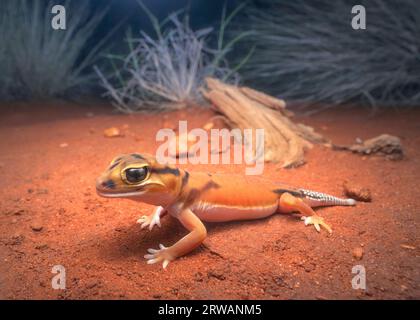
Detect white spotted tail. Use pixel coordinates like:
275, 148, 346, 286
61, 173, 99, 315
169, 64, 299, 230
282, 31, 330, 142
299, 189, 356, 207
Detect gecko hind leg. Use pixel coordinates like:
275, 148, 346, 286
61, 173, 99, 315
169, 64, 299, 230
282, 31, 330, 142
279, 192, 332, 234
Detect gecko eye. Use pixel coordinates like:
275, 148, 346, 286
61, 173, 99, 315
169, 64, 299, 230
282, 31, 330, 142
124, 167, 148, 184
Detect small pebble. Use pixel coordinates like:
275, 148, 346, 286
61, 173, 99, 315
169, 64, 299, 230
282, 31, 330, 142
31, 224, 43, 232
104, 127, 123, 138
35, 244, 49, 250
86, 280, 98, 289
203, 122, 214, 131
343, 181, 372, 202
352, 247, 364, 260
14, 209, 25, 215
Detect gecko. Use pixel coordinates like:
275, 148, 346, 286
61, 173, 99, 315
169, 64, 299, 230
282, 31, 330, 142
96, 153, 356, 269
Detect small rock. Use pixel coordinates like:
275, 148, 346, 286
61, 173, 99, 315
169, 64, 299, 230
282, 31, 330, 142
35, 244, 49, 250
203, 121, 214, 131
36, 188, 49, 195
352, 247, 364, 260
304, 263, 315, 273
168, 132, 198, 158
194, 272, 204, 282
343, 181, 372, 202
31, 224, 43, 232
14, 209, 25, 216
365, 291, 373, 297
59, 143, 69, 148
104, 127, 123, 138
207, 270, 226, 281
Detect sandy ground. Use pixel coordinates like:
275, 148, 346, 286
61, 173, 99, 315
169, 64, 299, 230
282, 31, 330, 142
0, 100, 418, 300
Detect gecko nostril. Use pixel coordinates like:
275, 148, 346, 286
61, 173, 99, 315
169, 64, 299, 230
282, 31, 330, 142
101, 179, 116, 189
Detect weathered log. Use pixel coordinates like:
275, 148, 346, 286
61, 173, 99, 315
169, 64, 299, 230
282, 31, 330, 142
201, 78, 327, 168
332, 134, 403, 160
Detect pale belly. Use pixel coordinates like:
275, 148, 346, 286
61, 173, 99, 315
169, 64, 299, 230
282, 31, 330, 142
191, 201, 278, 222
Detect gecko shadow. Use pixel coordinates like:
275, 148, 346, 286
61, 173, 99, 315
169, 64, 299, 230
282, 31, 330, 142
96, 211, 305, 263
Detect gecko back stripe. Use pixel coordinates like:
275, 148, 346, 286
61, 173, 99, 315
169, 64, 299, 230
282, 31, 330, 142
151, 167, 180, 176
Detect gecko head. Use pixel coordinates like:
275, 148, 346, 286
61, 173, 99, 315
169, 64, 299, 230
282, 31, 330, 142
96, 153, 180, 201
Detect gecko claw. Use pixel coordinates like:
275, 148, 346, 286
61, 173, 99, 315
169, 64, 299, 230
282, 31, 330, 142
150, 213, 161, 230
136, 215, 150, 228
162, 260, 170, 269
137, 206, 164, 231
144, 244, 174, 269
136, 213, 161, 231
301, 215, 332, 234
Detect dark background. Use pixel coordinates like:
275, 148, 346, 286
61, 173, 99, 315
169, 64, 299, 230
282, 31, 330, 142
90, 0, 241, 45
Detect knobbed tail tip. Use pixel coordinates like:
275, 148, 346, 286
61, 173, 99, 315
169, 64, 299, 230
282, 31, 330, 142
345, 198, 357, 206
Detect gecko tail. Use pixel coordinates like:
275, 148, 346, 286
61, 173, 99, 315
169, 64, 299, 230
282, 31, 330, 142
299, 188, 356, 207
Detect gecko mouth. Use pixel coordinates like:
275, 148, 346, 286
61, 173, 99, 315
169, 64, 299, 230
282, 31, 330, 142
96, 178, 145, 198
96, 190, 146, 198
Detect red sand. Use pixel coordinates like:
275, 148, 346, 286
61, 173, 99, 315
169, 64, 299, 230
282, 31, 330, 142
0, 101, 418, 299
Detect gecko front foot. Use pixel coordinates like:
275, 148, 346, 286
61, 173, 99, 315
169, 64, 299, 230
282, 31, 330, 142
137, 206, 166, 231
144, 244, 175, 269
136, 212, 161, 231
301, 215, 332, 234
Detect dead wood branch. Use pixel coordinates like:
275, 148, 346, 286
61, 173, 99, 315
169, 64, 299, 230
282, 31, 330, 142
201, 78, 328, 168
332, 134, 404, 160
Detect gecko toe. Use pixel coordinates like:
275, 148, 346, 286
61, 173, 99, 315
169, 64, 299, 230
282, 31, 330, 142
144, 245, 174, 268
302, 215, 332, 234
136, 216, 147, 224
162, 260, 170, 269
147, 258, 161, 265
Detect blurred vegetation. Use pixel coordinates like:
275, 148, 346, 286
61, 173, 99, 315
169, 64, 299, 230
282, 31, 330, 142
96, 1, 253, 113
0, 0, 108, 100
232, 0, 420, 111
